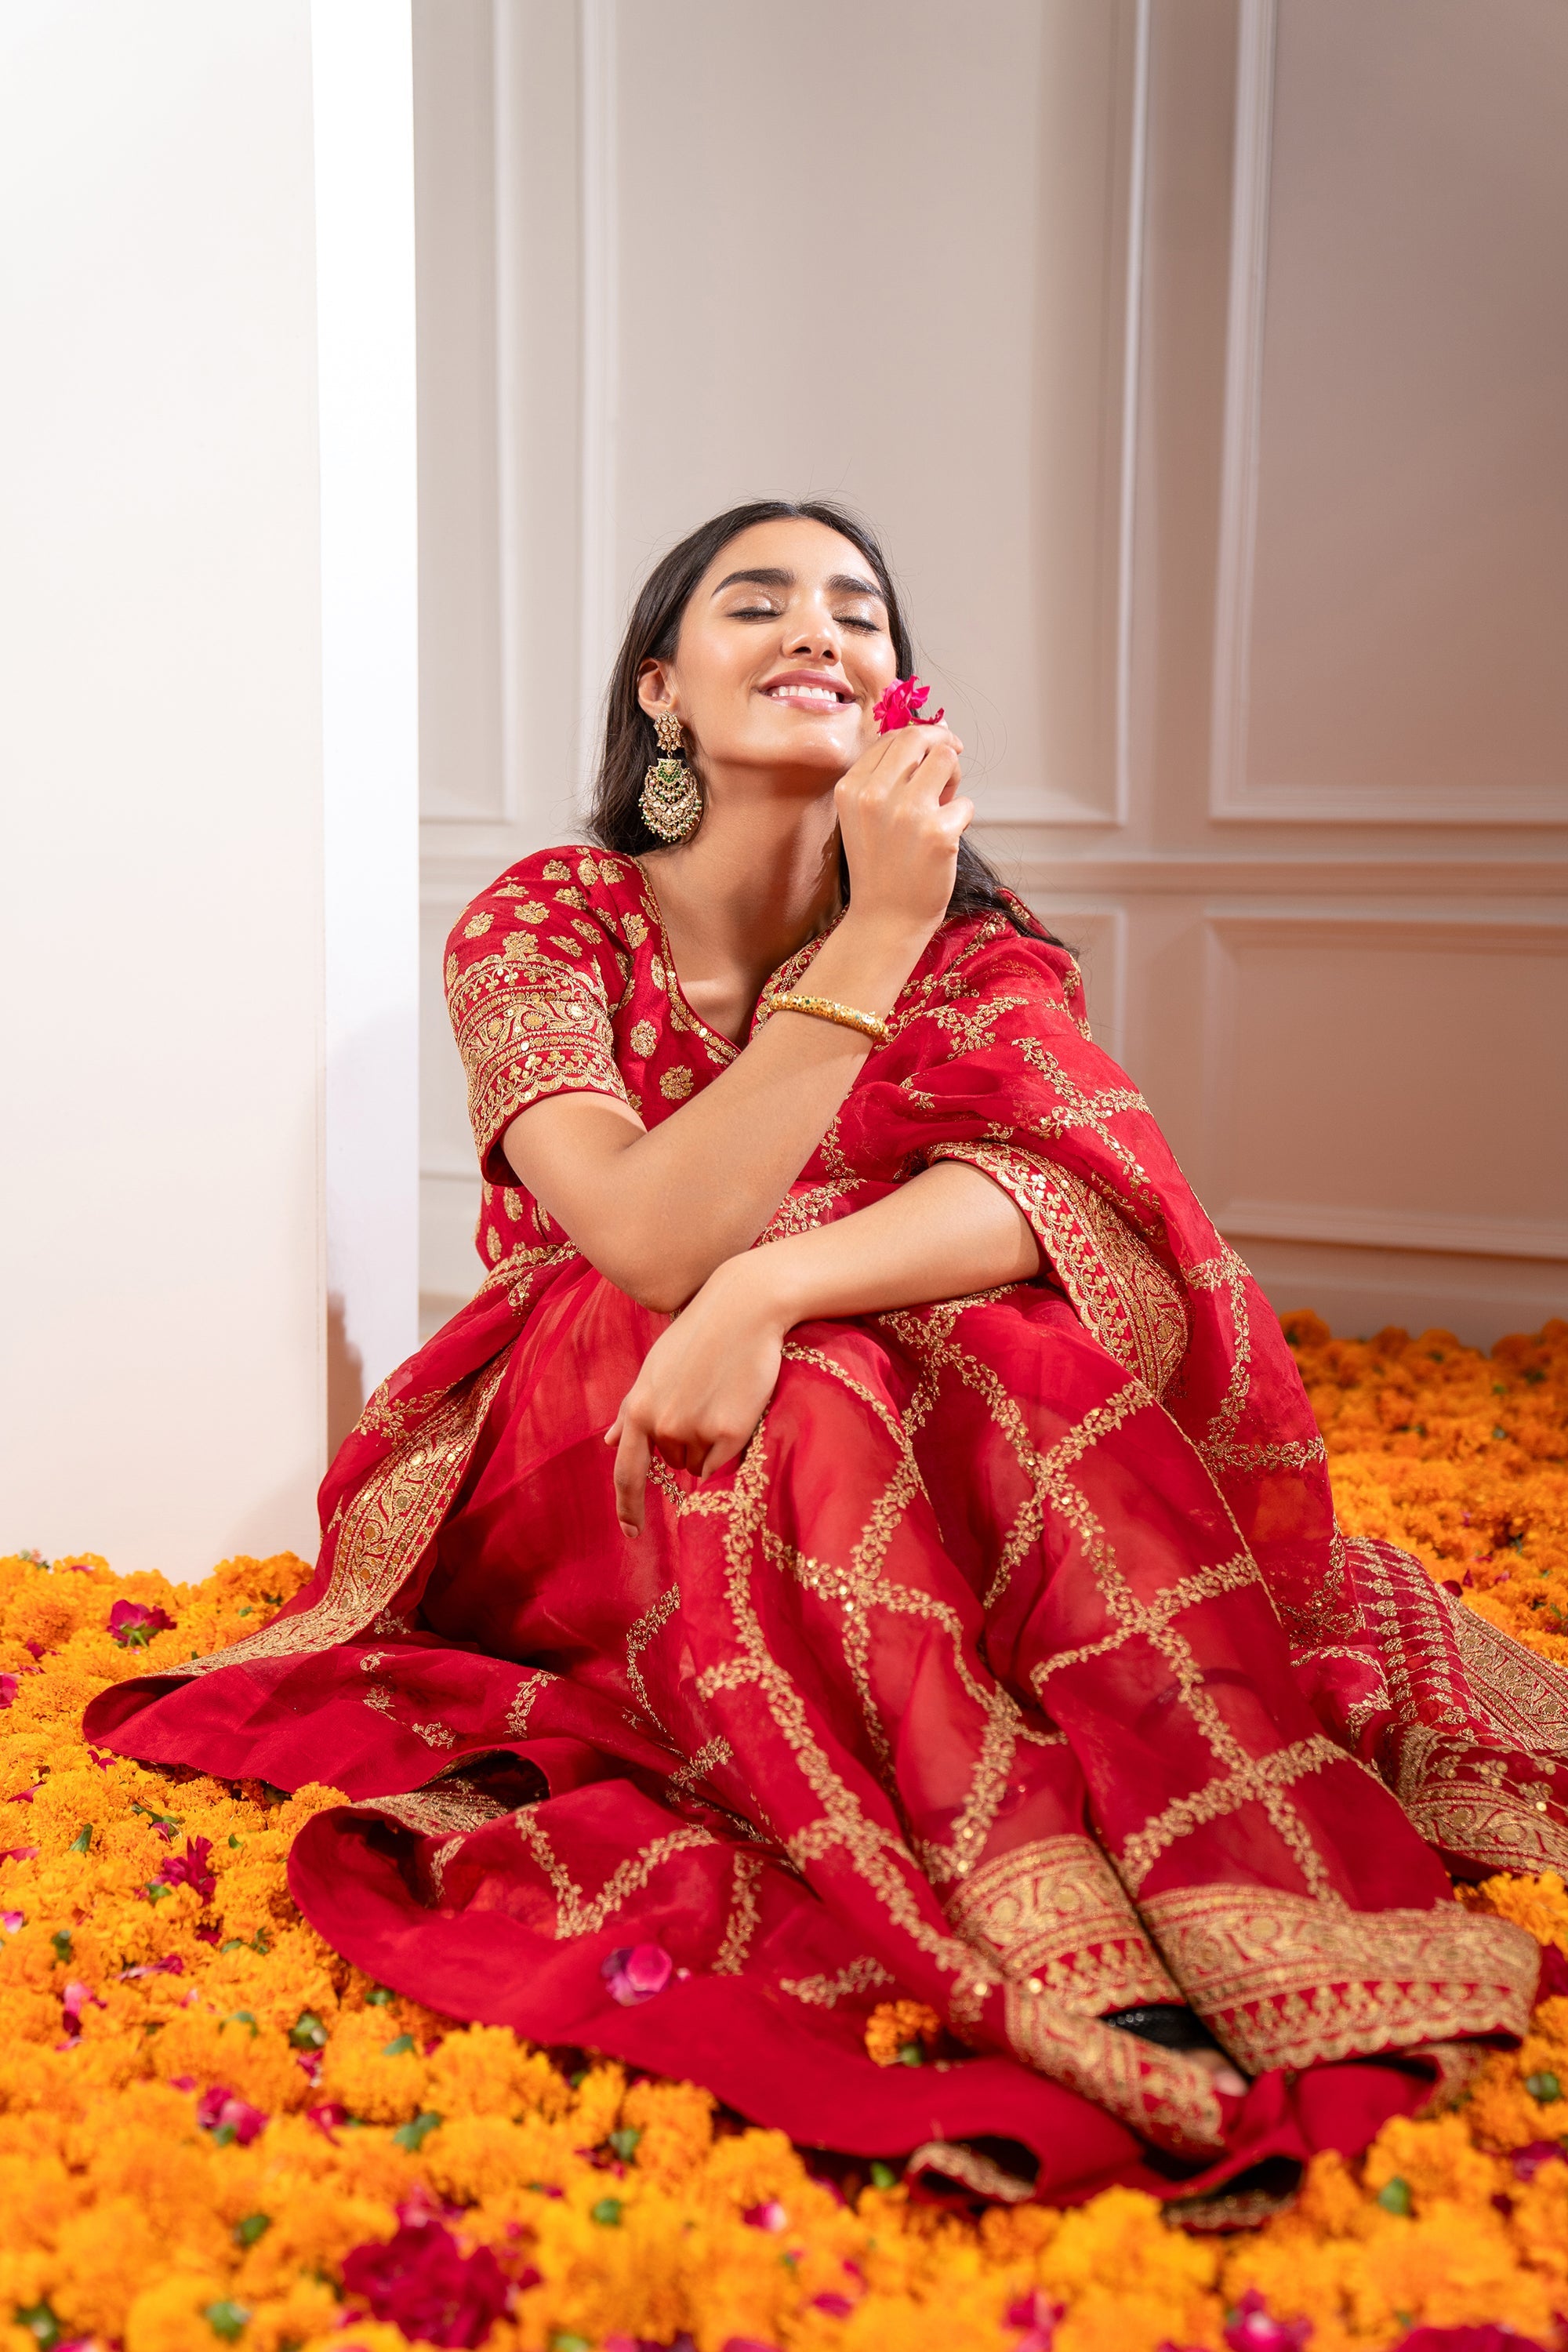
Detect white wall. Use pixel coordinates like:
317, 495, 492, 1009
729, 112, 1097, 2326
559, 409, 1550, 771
0, 2, 391, 1579
413, 0, 1568, 1346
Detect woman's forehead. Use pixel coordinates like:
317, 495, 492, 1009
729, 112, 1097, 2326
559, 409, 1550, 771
697, 515, 881, 595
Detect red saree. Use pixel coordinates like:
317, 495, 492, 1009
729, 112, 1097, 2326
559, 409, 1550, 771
88, 847, 1568, 2213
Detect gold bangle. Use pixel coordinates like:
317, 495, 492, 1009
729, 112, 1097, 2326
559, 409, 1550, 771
767, 992, 890, 1047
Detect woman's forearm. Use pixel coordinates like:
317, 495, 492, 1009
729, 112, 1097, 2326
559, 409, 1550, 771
719, 1159, 1040, 1330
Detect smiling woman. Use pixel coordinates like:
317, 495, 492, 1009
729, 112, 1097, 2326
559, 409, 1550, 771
87, 501, 1568, 2223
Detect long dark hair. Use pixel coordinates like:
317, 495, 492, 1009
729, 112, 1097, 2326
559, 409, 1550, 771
587, 498, 1048, 938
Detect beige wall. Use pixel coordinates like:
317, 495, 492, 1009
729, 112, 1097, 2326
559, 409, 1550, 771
415, 0, 1568, 1345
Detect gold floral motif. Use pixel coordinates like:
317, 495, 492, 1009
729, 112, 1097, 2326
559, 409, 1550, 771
622, 910, 648, 946
1142, 1881, 1541, 2077
629, 1019, 658, 1057
463, 912, 492, 937
541, 858, 572, 880
713, 1849, 764, 1974
659, 1065, 695, 1100
944, 1834, 1181, 2015
779, 1954, 895, 2009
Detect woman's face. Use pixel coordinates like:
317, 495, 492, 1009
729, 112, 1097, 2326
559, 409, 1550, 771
637, 517, 901, 788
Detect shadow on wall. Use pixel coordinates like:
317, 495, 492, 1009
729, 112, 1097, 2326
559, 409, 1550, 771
326, 1289, 365, 1460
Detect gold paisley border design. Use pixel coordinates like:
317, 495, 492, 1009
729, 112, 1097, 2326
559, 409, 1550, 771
1142, 1882, 1541, 2078
944, 1834, 1181, 2015
927, 1142, 1188, 1397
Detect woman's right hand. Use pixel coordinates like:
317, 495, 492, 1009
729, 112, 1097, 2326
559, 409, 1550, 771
833, 720, 973, 943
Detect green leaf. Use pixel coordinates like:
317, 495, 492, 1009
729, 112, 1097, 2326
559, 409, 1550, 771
49, 1930, 72, 1965
233, 2213, 272, 2249
391, 2111, 441, 2151
67, 1825, 92, 1856
869, 2160, 900, 2191
365, 1984, 394, 2005
607, 2126, 642, 2161
203, 2300, 251, 2342
145, 1882, 172, 1904
1526, 2071, 1562, 2103
227, 1835, 241, 1849
380, 2032, 416, 2057
550, 2337, 593, 2352
220, 1940, 247, 1955
223, 2009, 259, 2038
1376, 2176, 1413, 2216
896, 2041, 925, 2067
590, 2196, 623, 2226
289, 2011, 328, 2051
15, 2303, 62, 2351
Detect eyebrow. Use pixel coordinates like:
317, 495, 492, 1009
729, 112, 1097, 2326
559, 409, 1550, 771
710, 565, 887, 603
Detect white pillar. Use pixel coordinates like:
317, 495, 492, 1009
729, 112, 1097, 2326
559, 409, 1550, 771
0, 1, 419, 1577
314, 0, 421, 1446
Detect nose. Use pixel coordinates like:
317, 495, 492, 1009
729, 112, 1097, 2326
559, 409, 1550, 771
783, 603, 842, 666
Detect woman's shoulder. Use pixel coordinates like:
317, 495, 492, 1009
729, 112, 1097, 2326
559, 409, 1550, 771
448, 844, 655, 960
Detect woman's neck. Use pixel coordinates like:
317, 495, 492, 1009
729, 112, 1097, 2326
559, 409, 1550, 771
639, 786, 842, 1044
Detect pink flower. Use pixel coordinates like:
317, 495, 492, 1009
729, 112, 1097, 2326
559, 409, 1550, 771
196, 2086, 267, 2145
1224, 2292, 1312, 2352
601, 1943, 673, 2005
193, 1922, 223, 1946
1, 1911, 24, 1933
307, 2101, 350, 2141
61, 1980, 105, 2028
1006, 2290, 1065, 2350
340, 2221, 510, 2348
1510, 2139, 1566, 2183
107, 1599, 175, 1647
0, 1676, 16, 1710
0, 1847, 36, 1864
117, 1955, 184, 1981
742, 2200, 788, 2233
872, 675, 945, 733
158, 1835, 215, 1902
811, 2296, 855, 2319
1534, 1943, 1568, 2002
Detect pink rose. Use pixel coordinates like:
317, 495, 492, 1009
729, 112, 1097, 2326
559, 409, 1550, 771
872, 675, 945, 733
1223, 2292, 1312, 2352
601, 1942, 673, 2005
157, 1835, 216, 1902
107, 1599, 175, 1647
340, 2220, 510, 2349
196, 2086, 267, 2145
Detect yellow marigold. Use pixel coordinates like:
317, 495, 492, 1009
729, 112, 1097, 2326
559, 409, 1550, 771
865, 1997, 942, 2066
1362, 2110, 1510, 2213
1466, 1867, 1568, 1956
617, 2075, 716, 2184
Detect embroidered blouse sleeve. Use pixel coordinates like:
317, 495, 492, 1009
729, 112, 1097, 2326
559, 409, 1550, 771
445, 856, 630, 1184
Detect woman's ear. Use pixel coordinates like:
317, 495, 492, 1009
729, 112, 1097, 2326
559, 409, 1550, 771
636, 658, 674, 717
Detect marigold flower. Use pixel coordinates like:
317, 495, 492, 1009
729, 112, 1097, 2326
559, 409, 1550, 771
864, 1998, 942, 2066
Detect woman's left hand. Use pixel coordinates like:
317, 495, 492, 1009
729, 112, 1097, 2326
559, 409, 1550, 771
607, 1257, 786, 1536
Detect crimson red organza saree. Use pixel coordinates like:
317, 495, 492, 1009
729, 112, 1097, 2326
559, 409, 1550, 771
89, 848, 1568, 2216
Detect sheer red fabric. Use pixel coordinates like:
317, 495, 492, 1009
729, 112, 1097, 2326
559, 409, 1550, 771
87, 848, 1568, 2212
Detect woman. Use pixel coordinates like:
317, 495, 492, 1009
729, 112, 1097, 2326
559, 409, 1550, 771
91, 500, 1568, 2216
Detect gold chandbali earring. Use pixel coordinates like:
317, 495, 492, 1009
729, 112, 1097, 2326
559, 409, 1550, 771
639, 710, 701, 843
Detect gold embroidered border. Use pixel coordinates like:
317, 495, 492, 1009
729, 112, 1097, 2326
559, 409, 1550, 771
905, 2141, 1036, 2205
1142, 1882, 1541, 2078
926, 1142, 1187, 1398
361, 1778, 512, 1838
449, 950, 627, 1171
944, 1834, 1181, 2015
180, 1356, 510, 1675
1002, 1981, 1225, 2155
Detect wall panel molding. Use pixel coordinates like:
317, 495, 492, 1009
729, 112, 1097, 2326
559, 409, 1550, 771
1201, 909, 1568, 1261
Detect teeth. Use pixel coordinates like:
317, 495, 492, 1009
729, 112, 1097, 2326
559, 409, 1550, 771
770, 685, 842, 704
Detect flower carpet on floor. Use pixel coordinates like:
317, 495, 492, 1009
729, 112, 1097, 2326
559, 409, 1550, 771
2, 1316, 1566, 2352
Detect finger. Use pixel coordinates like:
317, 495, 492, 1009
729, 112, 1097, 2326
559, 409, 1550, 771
613, 1417, 652, 1537
604, 1407, 625, 1446
699, 1426, 751, 1479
